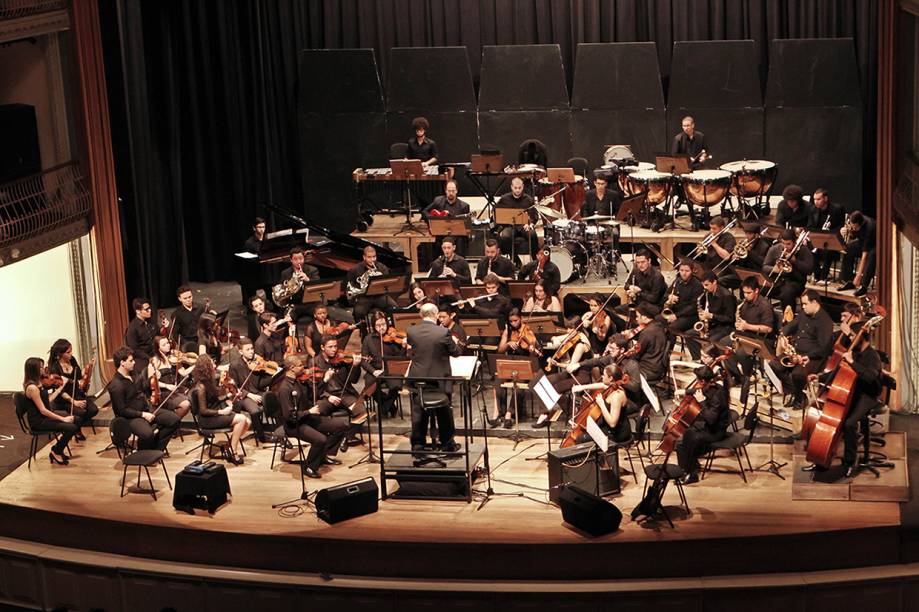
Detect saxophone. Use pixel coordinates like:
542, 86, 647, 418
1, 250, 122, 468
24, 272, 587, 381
693, 292, 709, 338
661, 278, 678, 318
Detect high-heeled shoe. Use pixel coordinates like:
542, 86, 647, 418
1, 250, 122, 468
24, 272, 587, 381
225, 448, 244, 465
74, 431, 86, 442
486, 415, 502, 427
49, 451, 68, 465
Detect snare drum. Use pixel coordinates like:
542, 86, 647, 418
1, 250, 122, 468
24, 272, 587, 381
719, 160, 778, 198
618, 161, 654, 195
551, 219, 585, 241
550, 241, 588, 283
627, 169, 672, 204
681, 169, 732, 207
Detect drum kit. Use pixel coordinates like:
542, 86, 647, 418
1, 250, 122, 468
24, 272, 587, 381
540, 206, 621, 283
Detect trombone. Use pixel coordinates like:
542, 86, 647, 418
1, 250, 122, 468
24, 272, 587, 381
713, 226, 767, 273
687, 218, 737, 260
765, 230, 810, 297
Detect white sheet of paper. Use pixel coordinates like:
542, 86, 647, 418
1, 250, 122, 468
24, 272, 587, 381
585, 416, 609, 452
764, 360, 783, 395
532, 373, 562, 412
450, 355, 478, 380
640, 374, 660, 413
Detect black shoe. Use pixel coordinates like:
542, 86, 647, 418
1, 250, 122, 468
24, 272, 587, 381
303, 467, 322, 479
681, 472, 700, 485
838, 281, 855, 291
411, 444, 425, 452
339, 439, 349, 453
533, 419, 550, 429
844, 464, 857, 478
487, 416, 502, 428
802, 463, 827, 472
74, 431, 86, 442
853, 286, 868, 297
323, 457, 342, 466
503, 417, 513, 429
441, 441, 461, 453
49, 451, 68, 465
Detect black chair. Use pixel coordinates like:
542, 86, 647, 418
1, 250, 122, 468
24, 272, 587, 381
411, 383, 450, 448
611, 432, 645, 484
638, 462, 689, 528
702, 408, 758, 483
567, 156, 590, 178
110, 417, 171, 501
13, 392, 69, 469
390, 142, 409, 159
187, 391, 244, 462
263, 392, 307, 471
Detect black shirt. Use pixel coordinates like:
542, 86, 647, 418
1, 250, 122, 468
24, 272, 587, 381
361, 333, 407, 375
314, 353, 361, 400
109, 372, 149, 419
471, 293, 512, 323
244, 234, 263, 254
702, 286, 737, 331
851, 217, 877, 254
407, 137, 437, 162
696, 383, 730, 435
496, 192, 537, 224
422, 195, 469, 220
737, 236, 770, 271
627, 266, 667, 307
171, 305, 203, 346
276, 376, 307, 426
580, 189, 621, 218
346, 261, 390, 301
517, 260, 561, 296
669, 276, 703, 319
807, 202, 846, 232
738, 295, 774, 332
124, 318, 156, 364
635, 321, 669, 382
475, 254, 517, 284
229, 357, 269, 394
782, 308, 834, 362
428, 255, 472, 285
762, 243, 814, 284
703, 232, 736, 272
775, 201, 811, 228
672, 131, 706, 167
254, 332, 286, 364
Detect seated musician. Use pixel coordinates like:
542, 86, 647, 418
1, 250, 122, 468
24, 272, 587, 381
676, 365, 730, 485
245, 293, 275, 345
276, 354, 349, 478
191, 355, 251, 465
254, 312, 287, 364
304, 303, 353, 359
172, 285, 212, 352
762, 228, 814, 313
838, 211, 877, 297
422, 181, 469, 255
582, 294, 612, 354
347, 246, 396, 324
437, 304, 467, 349
461, 273, 512, 326
491, 308, 541, 428
148, 336, 193, 421
615, 250, 666, 328
314, 335, 366, 446
569, 364, 633, 445
580, 172, 621, 219
701, 216, 738, 287
407, 116, 438, 166
735, 222, 770, 271
768, 290, 834, 409
522, 279, 561, 313
725, 277, 776, 405
244, 217, 267, 254
775, 184, 811, 228
361, 312, 406, 419
683, 271, 737, 361
427, 237, 471, 285
124, 297, 157, 376
280, 246, 320, 323
22, 357, 77, 465
632, 304, 669, 388
47, 338, 99, 440
196, 313, 223, 363
475, 239, 516, 294
108, 346, 181, 451
663, 260, 703, 351
518, 247, 561, 297
805, 322, 883, 477
539, 316, 593, 420
806, 188, 846, 282
228, 337, 270, 443
836, 303, 864, 349
496, 177, 538, 265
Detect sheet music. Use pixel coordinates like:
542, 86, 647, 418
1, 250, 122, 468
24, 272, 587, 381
640, 374, 661, 414
532, 372, 562, 412
585, 416, 609, 452
450, 356, 478, 380
764, 360, 783, 396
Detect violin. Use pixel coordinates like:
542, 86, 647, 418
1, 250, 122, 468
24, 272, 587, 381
381, 327, 407, 344
41, 371, 65, 387
149, 368, 161, 406
510, 323, 540, 354
330, 321, 362, 337
329, 354, 357, 367
296, 366, 325, 383
219, 370, 240, 400
251, 355, 280, 375
79, 346, 97, 393
284, 333, 299, 357
158, 311, 169, 337
544, 329, 583, 371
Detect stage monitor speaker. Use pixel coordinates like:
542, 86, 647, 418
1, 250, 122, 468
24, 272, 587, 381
479, 45, 569, 111
558, 484, 622, 537
668, 40, 762, 109
0, 104, 41, 183
315, 477, 379, 524
572, 43, 664, 110
547, 442, 619, 503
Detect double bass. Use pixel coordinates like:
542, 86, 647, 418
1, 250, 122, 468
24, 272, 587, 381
803, 309, 886, 468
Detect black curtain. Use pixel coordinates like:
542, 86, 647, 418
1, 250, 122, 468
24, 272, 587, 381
102, 0, 876, 305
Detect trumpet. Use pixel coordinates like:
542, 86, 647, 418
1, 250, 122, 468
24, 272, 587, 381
693, 292, 710, 338
687, 218, 737, 260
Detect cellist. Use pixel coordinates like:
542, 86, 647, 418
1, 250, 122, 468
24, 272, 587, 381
567, 364, 632, 445
675, 365, 730, 485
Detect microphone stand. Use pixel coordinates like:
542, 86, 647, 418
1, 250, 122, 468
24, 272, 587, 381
272, 385, 315, 511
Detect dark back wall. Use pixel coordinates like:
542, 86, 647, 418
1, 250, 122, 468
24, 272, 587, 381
102, 0, 877, 306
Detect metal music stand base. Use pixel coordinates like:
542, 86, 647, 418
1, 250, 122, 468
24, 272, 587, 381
753, 373, 787, 480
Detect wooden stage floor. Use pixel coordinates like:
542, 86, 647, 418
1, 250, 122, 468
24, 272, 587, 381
0, 428, 903, 581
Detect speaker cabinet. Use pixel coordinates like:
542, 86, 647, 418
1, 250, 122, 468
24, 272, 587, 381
0, 104, 40, 183
315, 477, 379, 524
558, 484, 622, 537
547, 442, 619, 503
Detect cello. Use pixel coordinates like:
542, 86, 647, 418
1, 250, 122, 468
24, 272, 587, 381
803, 309, 885, 468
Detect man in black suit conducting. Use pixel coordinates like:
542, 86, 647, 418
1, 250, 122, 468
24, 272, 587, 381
405, 302, 463, 452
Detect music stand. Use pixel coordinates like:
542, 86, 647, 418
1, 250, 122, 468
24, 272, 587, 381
390, 158, 427, 234
392, 311, 422, 329
428, 217, 472, 240
301, 279, 345, 304
546, 167, 576, 183
495, 206, 531, 265
470, 153, 504, 173
488, 354, 540, 448
524, 313, 567, 335
615, 192, 646, 227
808, 231, 846, 296
762, 225, 784, 241
470, 153, 507, 221
365, 274, 411, 304
655, 155, 691, 176
458, 285, 490, 299
457, 317, 501, 339
735, 268, 771, 289
418, 279, 458, 298
507, 280, 536, 302
754, 359, 788, 480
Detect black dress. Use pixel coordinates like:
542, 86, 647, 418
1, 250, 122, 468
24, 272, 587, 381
193, 384, 235, 429
48, 358, 99, 429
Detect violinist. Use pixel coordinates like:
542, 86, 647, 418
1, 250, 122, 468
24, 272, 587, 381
228, 337, 271, 443
565, 335, 642, 408
769, 290, 834, 409
632, 303, 669, 387
762, 228, 814, 313
108, 346, 181, 451
47, 339, 99, 440
172, 285, 212, 351
427, 237, 472, 285
361, 312, 406, 418
568, 364, 633, 444
314, 335, 366, 446
148, 336, 193, 420
491, 309, 540, 429
276, 354, 349, 478
124, 297, 156, 376
304, 303, 354, 358
437, 304, 467, 350
583, 294, 612, 354
196, 312, 223, 363
683, 272, 736, 361
544, 315, 592, 371
805, 321, 882, 477
254, 312, 287, 364
676, 365, 730, 485
518, 247, 561, 297
22, 357, 77, 465
191, 355, 251, 465
663, 260, 703, 348
522, 279, 561, 313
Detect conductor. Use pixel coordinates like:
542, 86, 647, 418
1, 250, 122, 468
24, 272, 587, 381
405, 302, 463, 452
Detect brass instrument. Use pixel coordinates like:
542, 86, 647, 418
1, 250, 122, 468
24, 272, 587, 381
687, 218, 737, 260
776, 334, 799, 368
765, 230, 810, 297
624, 269, 641, 302
692, 292, 710, 338
346, 264, 382, 300
661, 277, 679, 318
271, 271, 308, 307
821, 212, 832, 231
840, 213, 853, 246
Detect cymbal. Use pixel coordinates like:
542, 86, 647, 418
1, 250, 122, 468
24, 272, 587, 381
580, 214, 614, 221
598, 220, 620, 227
535, 204, 563, 220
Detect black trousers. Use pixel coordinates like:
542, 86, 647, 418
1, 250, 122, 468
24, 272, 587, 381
127, 411, 181, 451
52, 397, 98, 431
768, 358, 825, 404
410, 393, 455, 447
676, 426, 727, 473
840, 241, 876, 290
545, 370, 591, 415
683, 324, 732, 361
767, 279, 805, 313
668, 316, 696, 355
352, 295, 397, 327
33, 417, 78, 455
498, 226, 538, 263
843, 395, 878, 466
286, 414, 348, 470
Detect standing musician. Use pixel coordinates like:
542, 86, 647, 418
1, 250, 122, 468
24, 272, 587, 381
253, 312, 288, 364
108, 346, 181, 451
492, 308, 541, 428
518, 247, 561, 297
228, 337, 271, 443
580, 172, 621, 219
304, 303, 353, 359
427, 237, 472, 285
568, 364, 634, 444
407, 116, 438, 166
735, 222, 770, 272
314, 335, 367, 446
196, 313, 223, 363
631, 304, 670, 387
583, 294, 612, 354
806, 188, 846, 282
124, 297, 157, 376
769, 290, 834, 409
663, 260, 704, 348
474, 239, 517, 291
676, 365, 730, 485
806, 322, 883, 477
361, 312, 407, 419
276, 354, 349, 478
496, 177, 539, 264
405, 303, 463, 452
171, 285, 212, 351
243, 217, 267, 254
148, 336, 193, 421
47, 339, 99, 440
725, 277, 776, 405
672, 116, 709, 169
347, 246, 395, 323
838, 211, 877, 298
522, 279, 562, 313
683, 272, 737, 361
191, 354, 251, 465
762, 228, 814, 313
775, 184, 811, 229
22, 357, 77, 465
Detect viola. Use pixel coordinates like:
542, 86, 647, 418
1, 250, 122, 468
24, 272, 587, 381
251, 355, 280, 375
544, 330, 582, 371
149, 369, 161, 406
158, 312, 169, 337
329, 354, 356, 367
79, 346, 97, 393
219, 371, 240, 400
296, 367, 326, 383
382, 327, 407, 344
331, 321, 362, 337
284, 332, 300, 357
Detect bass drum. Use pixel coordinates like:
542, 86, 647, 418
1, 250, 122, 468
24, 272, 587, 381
550, 241, 588, 283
